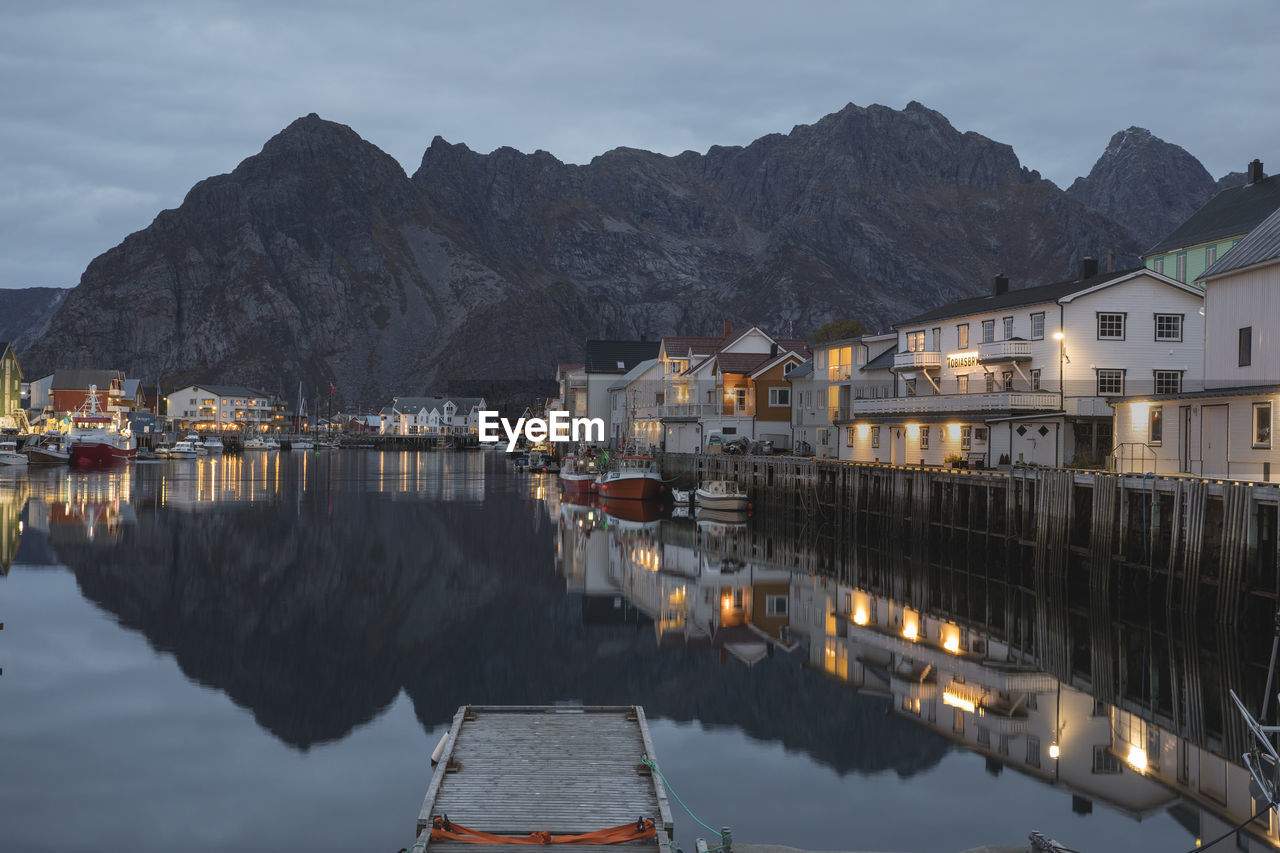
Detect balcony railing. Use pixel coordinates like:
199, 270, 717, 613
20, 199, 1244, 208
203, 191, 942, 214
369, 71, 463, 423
826, 365, 854, 382
656, 403, 720, 419
977, 340, 1033, 363
893, 350, 942, 371
833, 391, 1060, 419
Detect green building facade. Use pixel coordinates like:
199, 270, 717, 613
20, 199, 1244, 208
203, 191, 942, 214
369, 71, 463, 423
0, 343, 22, 422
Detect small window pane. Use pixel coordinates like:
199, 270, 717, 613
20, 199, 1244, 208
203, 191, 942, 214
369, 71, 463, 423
1155, 314, 1183, 341
1256, 403, 1272, 449
1031, 313, 1044, 340
957, 324, 969, 350
1098, 313, 1125, 339
1097, 370, 1124, 395
1149, 406, 1163, 445
981, 320, 994, 343
1240, 327, 1253, 367
1154, 371, 1182, 395
1002, 317, 1014, 339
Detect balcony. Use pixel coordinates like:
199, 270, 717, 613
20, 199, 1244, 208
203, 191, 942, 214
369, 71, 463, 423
893, 350, 942, 371
833, 391, 1060, 419
826, 365, 854, 382
657, 403, 720, 419
977, 340, 1033, 363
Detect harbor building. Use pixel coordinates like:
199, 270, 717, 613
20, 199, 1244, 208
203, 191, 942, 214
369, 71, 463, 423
166, 384, 286, 432
1113, 204, 1280, 479
828, 260, 1203, 467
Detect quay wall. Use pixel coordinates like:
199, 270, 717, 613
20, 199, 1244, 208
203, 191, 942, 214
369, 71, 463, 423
657, 453, 1280, 625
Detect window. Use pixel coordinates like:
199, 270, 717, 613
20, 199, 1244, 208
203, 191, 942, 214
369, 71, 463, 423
766, 595, 787, 616
783, 362, 794, 375
1149, 406, 1163, 445
1030, 369, 1041, 391
1002, 316, 1014, 340
1175, 252, 1187, 282
957, 375, 968, 394
985, 372, 995, 393
1256, 402, 1273, 449
906, 331, 927, 352
845, 426, 854, 446
1027, 735, 1041, 769
957, 324, 969, 350
1031, 312, 1044, 340
932, 327, 941, 350
961, 426, 972, 451
977, 727, 990, 747
920, 426, 929, 449
905, 378, 917, 396
732, 588, 745, 609
817, 428, 828, 445
1097, 370, 1124, 395
1240, 327, 1253, 366
1002, 371, 1013, 392
768, 388, 790, 406
1154, 371, 1182, 395
981, 320, 995, 343
1097, 313, 1126, 340
1093, 746, 1121, 774
1206, 245, 1217, 267
974, 427, 988, 442
1153, 257, 1165, 275
1155, 314, 1183, 341
871, 426, 880, 448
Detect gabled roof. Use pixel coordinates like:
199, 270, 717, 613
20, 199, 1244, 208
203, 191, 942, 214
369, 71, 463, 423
862, 345, 899, 372
894, 268, 1144, 327
391, 395, 485, 415
51, 368, 123, 390
584, 339, 661, 373
749, 350, 805, 379
607, 358, 660, 392
1146, 173, 1280, 256
121, 378, 142, 398
661, 336, 723, 358
785, 359, 814, 379
1200, 203, 1280, 281
713, 352, 771, 375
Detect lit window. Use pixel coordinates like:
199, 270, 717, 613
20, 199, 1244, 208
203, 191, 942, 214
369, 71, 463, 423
1002, 371, 1013, 392
845, 426, 855, 446
1155, 314, 1183, 341
957, 375, 969, 394
1031, 313, 1044, 340
1154, 371, 1182, 395
1255, 402, 1272, 449
1149, 406, 1163, 445
961, 426, 972, 451
957, 324, 969, 350
1097, 370, 1124, 396
920, 426, 929, 449
906, 331, 927, 352
871, 426, 880, 448
1097, 313, 1125, 340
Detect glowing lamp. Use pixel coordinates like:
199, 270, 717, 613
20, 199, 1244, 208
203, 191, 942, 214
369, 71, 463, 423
1049, 743, 1060, 760
947, 423, 961, 440
905, 424, 920, 439
942, 692, 976, 713
1126, 745, 1148, 772
853, 609, 868, 626
856, 423, 870, 439
902, 622, 918, 640
943, 635, 960, 653
1052, 331, 1065, 341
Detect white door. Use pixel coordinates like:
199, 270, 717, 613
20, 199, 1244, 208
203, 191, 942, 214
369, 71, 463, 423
1201, 405, 1228, 478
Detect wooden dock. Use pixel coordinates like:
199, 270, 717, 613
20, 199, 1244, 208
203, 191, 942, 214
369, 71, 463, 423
414, 705, 673, 851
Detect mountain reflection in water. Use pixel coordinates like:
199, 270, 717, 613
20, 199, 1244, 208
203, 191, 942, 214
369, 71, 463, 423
0, 454, 1275, 852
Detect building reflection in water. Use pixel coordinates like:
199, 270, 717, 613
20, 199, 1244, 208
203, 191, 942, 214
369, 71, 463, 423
553, 495, 1280, 850
0, 473, 30, 574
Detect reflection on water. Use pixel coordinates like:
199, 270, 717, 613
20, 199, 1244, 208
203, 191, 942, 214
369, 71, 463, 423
0, 456, 1275, 852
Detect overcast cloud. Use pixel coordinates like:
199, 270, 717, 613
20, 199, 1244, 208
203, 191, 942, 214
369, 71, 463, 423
1, 0, 1276, 289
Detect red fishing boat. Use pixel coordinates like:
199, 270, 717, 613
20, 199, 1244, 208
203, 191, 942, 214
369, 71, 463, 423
597, 455, 664, 501
67, 386, 136, 467
559, 454, 599, 495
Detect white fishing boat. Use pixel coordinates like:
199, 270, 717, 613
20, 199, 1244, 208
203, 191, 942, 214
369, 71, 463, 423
170, 439, 200, 459
291, 438, 315, 451
694, 479, 749, 512
184, 434, 208, 456
265, 437, 280, 451
0, 441, 29, 467
201, 435, 224, 454
243, 437, 269, 451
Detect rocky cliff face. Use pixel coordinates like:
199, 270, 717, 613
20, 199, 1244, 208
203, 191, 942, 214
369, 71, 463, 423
0, 287, 67, 355
1067, 127, 1250, 253
24, 103, 1143, 399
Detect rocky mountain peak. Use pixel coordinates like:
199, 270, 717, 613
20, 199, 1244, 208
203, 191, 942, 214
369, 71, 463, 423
1067, 126, 1217, 251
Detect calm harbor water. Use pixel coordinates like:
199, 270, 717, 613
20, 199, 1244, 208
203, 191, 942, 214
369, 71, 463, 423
0, 452, 1270, 852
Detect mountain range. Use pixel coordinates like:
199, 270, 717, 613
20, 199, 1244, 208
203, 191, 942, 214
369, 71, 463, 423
9, 102, 1256, 403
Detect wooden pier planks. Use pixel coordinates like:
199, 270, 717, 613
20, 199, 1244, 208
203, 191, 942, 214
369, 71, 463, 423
416, 706, 671, 850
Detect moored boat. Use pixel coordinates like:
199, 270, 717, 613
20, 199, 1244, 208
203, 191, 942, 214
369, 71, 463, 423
0, 441, 29, 467
671, 487, 693, 505
68, 387, 136, 466
694, 479, 749, 512
243, 437, 269, 451
559, 454, 599, 494
597, 454, 664, 501
201, 435, 224, 454
23, 433, 70, 465
169, 440, 200, 459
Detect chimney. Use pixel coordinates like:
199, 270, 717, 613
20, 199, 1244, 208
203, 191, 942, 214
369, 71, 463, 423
1079, 257, 1099, 279
992, 274, 1009, 296
770, 342, 778, 358
1249, 159, 1265, 184
723, 320, 731, 336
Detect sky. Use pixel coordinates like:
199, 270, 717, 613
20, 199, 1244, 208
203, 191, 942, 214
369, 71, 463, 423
2, 0, 1277, 290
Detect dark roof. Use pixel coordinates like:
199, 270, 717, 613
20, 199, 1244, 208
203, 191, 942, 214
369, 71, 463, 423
584, 339, 661, 373
715, 352, 772, 374
661, 336, 724, 357
894, 268, 1144, 327
862, 345, 899, 372
1145, 173, 1280, 256
51, 368, 122, 390
1200, 204, 1280, 281
786, 359, 814, 378
188, 384, 266, 398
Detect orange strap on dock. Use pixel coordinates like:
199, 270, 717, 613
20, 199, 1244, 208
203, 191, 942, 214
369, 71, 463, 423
431, 816, 656, 845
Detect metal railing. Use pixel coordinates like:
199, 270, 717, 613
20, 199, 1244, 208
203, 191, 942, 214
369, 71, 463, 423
1108, 442, 1157, 473
835, 391, 1060, 419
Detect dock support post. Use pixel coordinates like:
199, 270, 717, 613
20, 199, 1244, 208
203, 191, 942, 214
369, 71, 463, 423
721, 826, 732, 853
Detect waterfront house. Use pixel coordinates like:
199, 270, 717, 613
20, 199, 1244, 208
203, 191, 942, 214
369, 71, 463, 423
625, 324, 810, 452
583, 340, 660, 440
0, 342, 25, 432
380, 396, 487, 436
795, 332, 897, 459
833, 260, 1204, 467
165, 385, 284, 433
607, 357, 661, 448
1113, 204, 1280, 479
1143, 159, 1280, 285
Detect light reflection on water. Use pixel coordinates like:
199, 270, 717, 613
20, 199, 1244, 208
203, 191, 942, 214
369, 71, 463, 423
0, 454, 1270, 852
